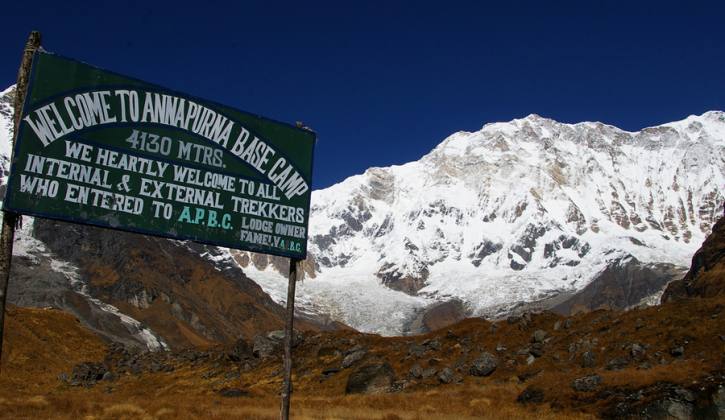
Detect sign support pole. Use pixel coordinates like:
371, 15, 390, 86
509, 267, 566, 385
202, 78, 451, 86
0, 31, 41, 375
280, 257, 300, 420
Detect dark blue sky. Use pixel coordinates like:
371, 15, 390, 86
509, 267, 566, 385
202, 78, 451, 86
2, 1, 724, 189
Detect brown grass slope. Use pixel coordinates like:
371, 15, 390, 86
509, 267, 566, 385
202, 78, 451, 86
0, 213, 723, 419
1, 292, 724, 418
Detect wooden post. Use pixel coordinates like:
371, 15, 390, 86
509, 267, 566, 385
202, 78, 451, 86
280, 258, 300, 420
0, 31, 41, 375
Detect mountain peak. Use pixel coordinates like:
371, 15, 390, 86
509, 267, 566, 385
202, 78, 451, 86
519, 113, 549, 122
700, 110, 725, 122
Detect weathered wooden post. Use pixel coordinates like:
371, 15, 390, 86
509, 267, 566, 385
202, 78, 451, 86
280, 257, 300, 420
0, 31, 41, 375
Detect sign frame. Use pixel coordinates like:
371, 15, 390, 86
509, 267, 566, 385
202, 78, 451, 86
3, 50, 317, 260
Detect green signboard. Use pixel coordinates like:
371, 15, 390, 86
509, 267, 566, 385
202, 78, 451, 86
3, 52, 316, 259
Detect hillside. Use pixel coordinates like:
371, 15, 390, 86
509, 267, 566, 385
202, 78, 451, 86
0, 212, 723, 419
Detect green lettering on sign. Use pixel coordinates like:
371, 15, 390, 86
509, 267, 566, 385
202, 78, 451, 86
3, 52, 316, 259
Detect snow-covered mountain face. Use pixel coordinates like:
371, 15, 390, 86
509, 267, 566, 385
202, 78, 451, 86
246, 112, 725, 334
0, 85, 14, 185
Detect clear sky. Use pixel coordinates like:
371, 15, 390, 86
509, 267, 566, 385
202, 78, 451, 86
2, 1, 724, 189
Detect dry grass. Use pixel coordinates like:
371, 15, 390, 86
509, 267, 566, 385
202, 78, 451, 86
0, 390, 594, 420
1, 294, 724, 419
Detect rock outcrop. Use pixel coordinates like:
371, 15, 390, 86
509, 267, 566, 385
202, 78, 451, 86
662, 209, 725, 302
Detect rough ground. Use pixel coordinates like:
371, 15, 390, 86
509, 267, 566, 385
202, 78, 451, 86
0, 289, 723, 419
0, 215, 723, 419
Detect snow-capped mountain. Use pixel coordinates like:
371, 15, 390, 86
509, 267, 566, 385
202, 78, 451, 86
244, 111, 724, 334
0, 85, 14, 185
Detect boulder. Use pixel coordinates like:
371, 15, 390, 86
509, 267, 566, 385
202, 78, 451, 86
252, 335, 280, 359
267, 330, 303, 347
345, 344, 365, 355
581, 351, 596, 368
641, 394, 694, 419
345, 363, 395, 394
529, 342, 544, 358
438, 368, 455, 384
421, 339, 441, 351
341, 349, 367, 369
532, 330, 547, 343
571, 374, 602, 392
606, 357, 629, 370
267, 330, 286, 341
409, 364, 423, 379
603, 383, 701, 418
70, 362, 108, 386
229, 337, 253, 361
470, 352, 497, 377
390, 380, 409, 392
638, 362, 652, 370
630, 343, 646, 359
421, 367, 438, 379
517, 386, 545, 404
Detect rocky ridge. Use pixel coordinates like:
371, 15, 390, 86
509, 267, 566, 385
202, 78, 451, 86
662, 205, 725, 301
